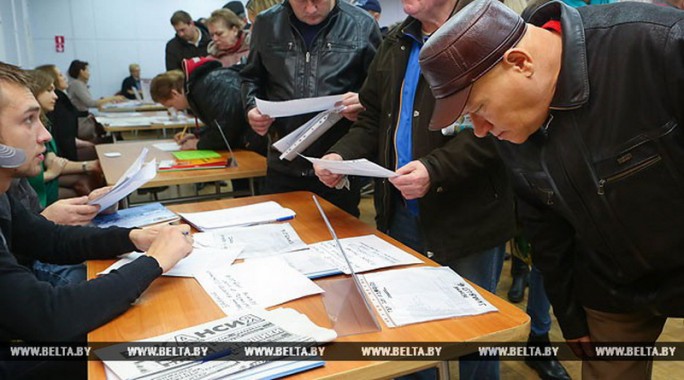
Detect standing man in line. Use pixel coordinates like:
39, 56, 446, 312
419, 1, 684, 378
314, 0, 516, 378
241, 0, 382, 217
165, 10, 211, 71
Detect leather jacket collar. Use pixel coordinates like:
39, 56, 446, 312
529, 1, 590, 110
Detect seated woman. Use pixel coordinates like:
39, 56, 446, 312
35, 64, 96, 161
66, 59, 125, 141
25, 70, 104, 204
206, 9, 250, 67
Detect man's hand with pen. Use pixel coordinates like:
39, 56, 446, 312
174, 126, 199, 150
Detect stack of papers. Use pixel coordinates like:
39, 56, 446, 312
88, 149, 156, 211
179, 201, 296, 231
358, 266, 498, 327
158, 150, 227, 171
193, 223, 307, 259
91, 202, 179, 228
152, 142, 181, 152
99, 247, 242, 278
97, 308, 336, 380
195, 257, 323, 315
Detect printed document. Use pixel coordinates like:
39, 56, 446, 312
195, 257, 323, 315
272, 109, 343, 161
309, 235, 422, 274
99, 247, 242, 278
358, 266, 498, 327
255, 95, 344, 118
302, 156, 398, 178
88, 150, 156, 211
193, 223, 307, 259
97, 308, 336, 380
246, 249, 341, 279
179, 201, 295, 231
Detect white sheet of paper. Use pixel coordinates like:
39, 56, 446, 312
195, 257, 323, 315
99, 247, 242, 278
302, 155, 398, 178
152, 142, 181, 152
193, 223, 307, 259
358, 266, 498, 327
179, 201, 295, 231
245, 249, 341, 279
255, 95, 344, 118
309, 234, 422, 274
89, 159, 156, 211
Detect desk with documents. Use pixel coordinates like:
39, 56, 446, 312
95, 140, 266, 206
87, 192, 530, 380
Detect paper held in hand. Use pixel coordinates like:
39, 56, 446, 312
88, 148, 156, 212
302, 155, 398, 178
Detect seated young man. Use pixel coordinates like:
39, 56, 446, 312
0, 62, 193, 379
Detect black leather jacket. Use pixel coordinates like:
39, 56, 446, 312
186, 61, 267, 155
330, 12, 516, 259
498, 2, 684, 339
240, 0, 381, 176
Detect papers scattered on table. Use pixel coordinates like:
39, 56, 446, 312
303, 155, 398, 178
195, 257, 323, 315
358, 266, 497, 327
256, 95, 344, 118
99, 247, 241, 278
152, 142, 181, 152
88, 149, 156, 211
179, 201, 296, 231
91, 202, 179, 228
95, 114, 193, 128
248, 249, 342, 279
97, 308, 335, 380
193, 223, 307, 259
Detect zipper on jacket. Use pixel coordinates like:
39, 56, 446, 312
597, 156, 662, 195
306, 52, 310, 63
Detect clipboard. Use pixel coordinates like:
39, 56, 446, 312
312, 196, 381, 337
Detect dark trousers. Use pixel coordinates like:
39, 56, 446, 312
263, 170, 361, 217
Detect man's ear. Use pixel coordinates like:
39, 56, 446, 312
502, 48, 534, 77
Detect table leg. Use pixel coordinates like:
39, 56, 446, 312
437, 361, 451, 380
249, 178, 255, 196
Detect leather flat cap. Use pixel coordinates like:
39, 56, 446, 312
419, 0, 526, 130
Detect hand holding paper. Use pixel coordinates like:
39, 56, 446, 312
313, 153, 345, 188
248, 107, 274, 135
389, 160, 432, 200
337, 92, 364, 121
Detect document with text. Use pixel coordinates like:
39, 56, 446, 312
193, 223, 307, 259
358, 266, 498, 327
195, 257, 324, 315
89, 149, 156, 211
255, 95, 344, 118
97, 308, 336, 380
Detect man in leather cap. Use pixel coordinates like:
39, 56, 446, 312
420, 0, 684, 378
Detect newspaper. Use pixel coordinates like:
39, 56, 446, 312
97, 308, 336, 380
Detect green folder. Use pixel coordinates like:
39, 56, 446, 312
172, 150, 221, 160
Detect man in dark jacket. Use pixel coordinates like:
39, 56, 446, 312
314, 0, 515, 378
0, 62, 192, 378
165, 11, 211, 71
240, 0, 381, 217
419, 1, 684, 378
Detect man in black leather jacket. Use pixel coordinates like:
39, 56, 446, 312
240, 0, 381, 216
420, 1, 684, 378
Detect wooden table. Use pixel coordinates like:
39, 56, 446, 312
95, 140, 266, 205
87, 192, 530, 379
